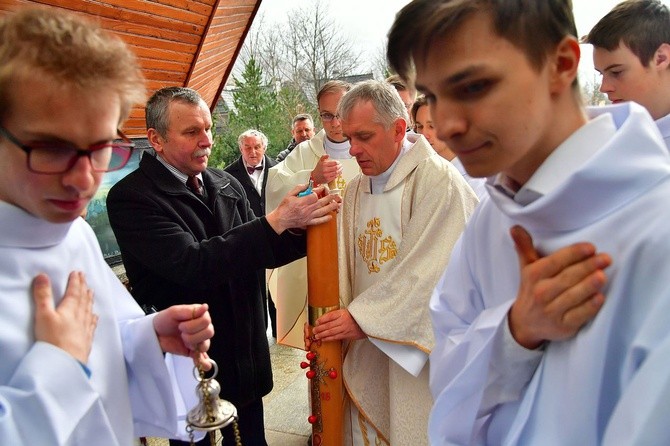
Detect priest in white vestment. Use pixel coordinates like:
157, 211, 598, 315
311, 80, 478, 445
266, 80, 361, 349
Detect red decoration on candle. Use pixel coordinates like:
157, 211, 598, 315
300, 361, 310, 369
308, 415, 318, 424
306, 352, 316, 361
306, 370, 316, 379
328, 370, 338, 379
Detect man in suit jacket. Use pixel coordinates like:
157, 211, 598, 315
107, 87, 340, 446
225, 129, 278, 338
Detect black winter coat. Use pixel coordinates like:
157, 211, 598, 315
224, 154, 276, 221
224, 155, 278, 329
106, 153, 305, 406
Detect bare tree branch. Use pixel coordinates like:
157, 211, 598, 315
251, 0, 362, 97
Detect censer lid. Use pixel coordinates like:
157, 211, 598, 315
186, 360, 238, 431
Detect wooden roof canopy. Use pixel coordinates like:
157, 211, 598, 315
0, 0, 262, 137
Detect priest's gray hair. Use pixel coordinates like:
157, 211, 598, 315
337, 80, 409, 129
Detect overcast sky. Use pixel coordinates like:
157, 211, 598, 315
255, 0, 670, 79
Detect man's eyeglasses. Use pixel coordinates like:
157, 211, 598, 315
0, 124, 135, 174
319, 112, 342, 122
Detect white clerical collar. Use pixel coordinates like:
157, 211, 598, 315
491, 113, 616, 206
154, 151, 203, 184
323, 137, 352, 159
369, 138, 412, 194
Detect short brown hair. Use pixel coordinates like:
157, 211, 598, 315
387, 0, 577, 84
411, 95, 429, 127
0, 8, 145, 123
386, 73, 417, 101
584, 0, 670, 67
316, 80, 352, 105
292, 113, 314, 127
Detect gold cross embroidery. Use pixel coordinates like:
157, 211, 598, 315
335, 174, 347, 191
357, 217, 397, 274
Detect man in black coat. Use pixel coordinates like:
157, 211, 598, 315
225, 129, 278, 338
275, 113, 315, 162
107, 87, 339, 446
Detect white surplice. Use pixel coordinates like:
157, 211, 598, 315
0, 202, 200, 445
450, 157, 487, 201
428, 102, 670, 445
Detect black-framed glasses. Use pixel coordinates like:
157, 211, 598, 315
0, 124, 135, 174
319, 112, 342, 122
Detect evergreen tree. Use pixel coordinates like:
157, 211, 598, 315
212, 57, 291, 167
277, 82, 319, 131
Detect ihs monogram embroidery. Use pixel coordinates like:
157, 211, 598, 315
335, 174, 347, 191
357, 217, 397, 273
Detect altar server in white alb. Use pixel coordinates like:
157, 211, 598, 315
311, 80, 478, 445
388, 0, 670, 445
266, 80, 361, 349
0, 9, 214, 445
585, 0, 670, 149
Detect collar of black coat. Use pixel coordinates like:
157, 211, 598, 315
139, 152, 231, 195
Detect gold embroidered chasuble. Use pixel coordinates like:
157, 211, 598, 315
339, 137, 478, 445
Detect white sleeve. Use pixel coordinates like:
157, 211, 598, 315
602, 300, 670, 446
107, 264, 201, 442
482, 316, 544, 412
265, 146, 315, 212
368, 338, 428, 377
120, 313, 203, 442
427, 236, 542, 445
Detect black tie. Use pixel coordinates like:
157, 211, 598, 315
247, 165, 263, 175
186, 175, 203, 196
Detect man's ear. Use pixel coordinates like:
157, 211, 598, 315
394, 117, 407, 142
653, 43, 670, 70
550, 36, 581, 94
147, 128, 163, 153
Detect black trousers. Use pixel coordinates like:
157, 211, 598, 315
169, 398, 267, 446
